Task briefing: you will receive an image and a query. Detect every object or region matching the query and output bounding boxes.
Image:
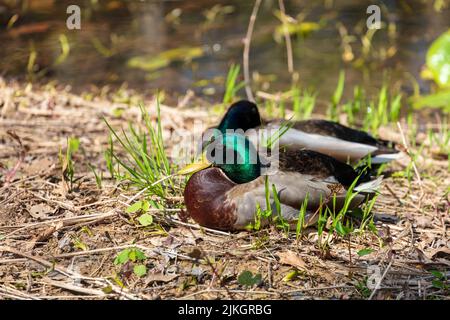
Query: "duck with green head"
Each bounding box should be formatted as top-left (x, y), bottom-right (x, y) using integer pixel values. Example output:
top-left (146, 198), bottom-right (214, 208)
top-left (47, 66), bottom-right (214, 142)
top-left (179, 133), bottom-right (381, 231)
top-left (208, 100), bottom-right (400, 164)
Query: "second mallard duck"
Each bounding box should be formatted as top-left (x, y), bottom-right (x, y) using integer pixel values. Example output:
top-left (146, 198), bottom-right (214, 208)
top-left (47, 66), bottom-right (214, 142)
top-left (207, 100), bottom-right (400, 164)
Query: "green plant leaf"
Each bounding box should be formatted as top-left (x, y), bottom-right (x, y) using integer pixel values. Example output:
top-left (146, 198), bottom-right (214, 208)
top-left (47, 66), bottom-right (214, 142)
top-left (133, 264), bottom-right (147, 277)
top-left (102, 285), bottom-right (113, 294)
top-left (332, 70), bottom-right (345, 106)
top-left (129, 248), bottom-right (147, 262)
top-left (237, 270), bottom-right (262, 287)
top-left (426, 29), bottom-right (450, 88)
top-left (149, 199), bottom-right (163, 209)
top-left (114, 248), bottom-right (147, 265)
top-left (72, 238), bottom-right (88, 251)
top-left (127, 47), bottom-right (203, 72)
top-left (126, 201), bottom-right (143, 213)
top-left (282, 270), bottom-right (299, 282)
top-left (137, 213), bottom-right (153, 226)
top-left (430, 270), bottom-right (444, 279)
top-left (274, 21), bottom-right (321, 40)
top-left (237, 271), bottom-right (254, 286)
top-left (411, 90), bottom-right (450, 111)
top-left (112, 274), bottom-right (125, 288)
top-left (432, 279), bottom-right (444, 289)
top-left (357, 248), bottom-right (374, 256)
top-left (114, 249), bottom-right (131, 265)
top-left (335, 221), bottom-right (351, 236)
top-left (68, 137), bottom-right (80, 153)
top-left (141, 201), bottom-right (150, 212)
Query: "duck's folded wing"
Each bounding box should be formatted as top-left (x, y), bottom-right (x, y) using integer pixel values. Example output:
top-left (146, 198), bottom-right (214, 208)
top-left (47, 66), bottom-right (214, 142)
top-left (228, 173), bottom-right (366, 229)
top-left (291, 120), bottom-right (393, 148)
top-left (276, 148), bottom-right (364, 187)
top-left (266, 120), bottom-right (399, 163)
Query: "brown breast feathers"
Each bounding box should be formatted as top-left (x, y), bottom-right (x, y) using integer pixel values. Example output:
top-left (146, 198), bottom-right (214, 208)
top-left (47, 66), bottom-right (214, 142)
top-left (184, 168), bottom-right (238, 230)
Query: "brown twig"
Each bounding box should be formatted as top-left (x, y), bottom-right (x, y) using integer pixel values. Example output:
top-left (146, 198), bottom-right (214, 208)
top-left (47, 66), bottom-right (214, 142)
top-left (368, 257), bottom-right (394, 300)
top-left (278, 0), bottom-right (294, 74)
top-left (243, 0), bottom-right (262, 102)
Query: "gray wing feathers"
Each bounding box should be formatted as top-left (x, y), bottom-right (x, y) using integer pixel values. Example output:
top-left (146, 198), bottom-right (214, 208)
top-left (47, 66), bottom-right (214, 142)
top-left (230, 172), bottom-right (366, 229)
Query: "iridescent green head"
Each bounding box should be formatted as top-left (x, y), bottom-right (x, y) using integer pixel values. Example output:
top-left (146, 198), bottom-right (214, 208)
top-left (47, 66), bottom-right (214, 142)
top-left (205, 133), bottom-right (261, 184)
top-left (217, 100), bottom-right (262, 133)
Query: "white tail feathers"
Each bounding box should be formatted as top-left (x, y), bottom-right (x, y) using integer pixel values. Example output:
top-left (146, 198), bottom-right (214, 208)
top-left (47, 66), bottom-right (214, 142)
top-left (371, 152), bottom-right (402, 164)
top-left (354, 176), bottom-right (383, 193)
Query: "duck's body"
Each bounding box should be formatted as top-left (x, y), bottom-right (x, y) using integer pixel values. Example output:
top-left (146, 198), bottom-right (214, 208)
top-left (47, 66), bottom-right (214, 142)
top-left (211, 100), bottom-right (400, 164)
top-left (183, 141), bottom-right (381, 231)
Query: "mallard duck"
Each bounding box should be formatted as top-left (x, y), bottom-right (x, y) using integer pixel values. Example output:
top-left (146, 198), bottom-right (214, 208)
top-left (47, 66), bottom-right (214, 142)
top-left (179, 133), bottom-right (382, 231)
top-left (206, 100), bottom-right (400, 164)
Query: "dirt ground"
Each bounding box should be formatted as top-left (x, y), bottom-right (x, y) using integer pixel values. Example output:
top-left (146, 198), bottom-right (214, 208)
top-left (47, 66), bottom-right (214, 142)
top-left (0, 78), bottom-right (449, 300)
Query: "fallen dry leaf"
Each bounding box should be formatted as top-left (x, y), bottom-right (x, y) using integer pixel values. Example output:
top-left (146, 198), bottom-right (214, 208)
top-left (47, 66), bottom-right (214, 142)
top-left (277, 250), bottom-right (307, 270)
top-left (145, 273), bottom-right (178, 284)
top-left (25, 221), bottom-right (63, 250)
top-left (24, 157), bottom-right (54, 175)
top-left (320, 271), bottom-right (337, 282)
top-left (28, 204), bottom-right (51, 219)
top-left (415, 216), bottom-right (433, 229)
top-left (187, 248), bottom-right (203, 260)
top-left (426, 247), bottom-right (450, 260)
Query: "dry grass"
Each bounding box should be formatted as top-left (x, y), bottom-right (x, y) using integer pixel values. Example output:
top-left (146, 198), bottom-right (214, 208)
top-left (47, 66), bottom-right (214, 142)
top-left (0, 78), bottom-right (448, 300)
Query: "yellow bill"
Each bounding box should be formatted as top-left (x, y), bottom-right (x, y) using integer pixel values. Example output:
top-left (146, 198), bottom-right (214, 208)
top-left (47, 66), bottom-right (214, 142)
top-left (176, 152), bottom-right (212, 175)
